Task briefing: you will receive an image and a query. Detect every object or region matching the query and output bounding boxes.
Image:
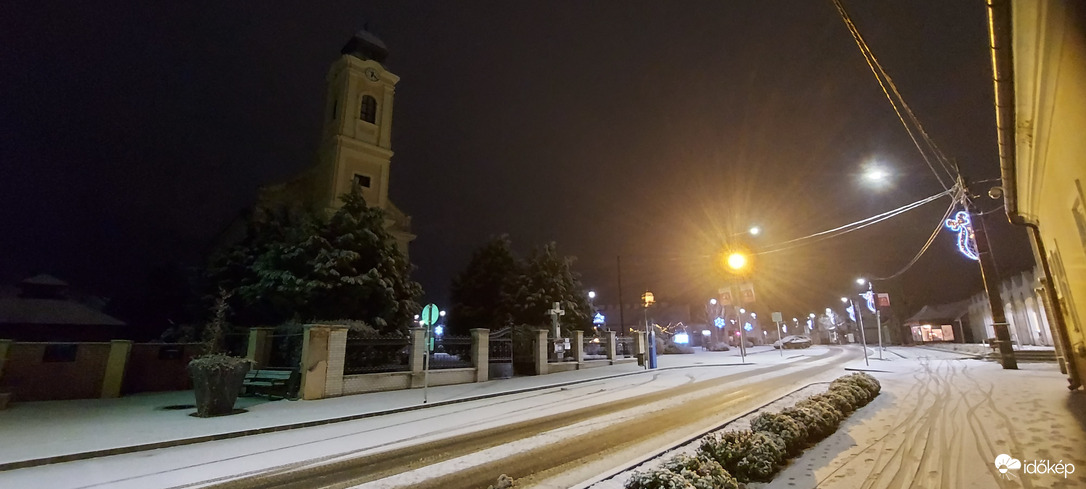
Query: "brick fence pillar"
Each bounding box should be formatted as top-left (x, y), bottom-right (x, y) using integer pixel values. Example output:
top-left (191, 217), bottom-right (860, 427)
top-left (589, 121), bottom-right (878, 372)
top-left (300, 324), bottom-right (347, 400)
top-left (100, 340), bottom-right (132, 398)
top-left (635, 331), bottom-right (647, 366)
top-left (534, 329), bottom-right (549, 375)
top-left (572, 330), bottom-right (584, 364)
top-left (246, 327), bottom-right (275, 369)
top-left (0, 339), bottom-right (11, 380)
top-left (471, 328), bottom-right (489, 383)
top-left (605, 331), bottom-right (617, 361)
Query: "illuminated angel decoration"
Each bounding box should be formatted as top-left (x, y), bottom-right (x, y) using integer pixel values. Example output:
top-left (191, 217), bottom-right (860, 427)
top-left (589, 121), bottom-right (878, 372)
top-left (944, 211), bottom-right (980, 261)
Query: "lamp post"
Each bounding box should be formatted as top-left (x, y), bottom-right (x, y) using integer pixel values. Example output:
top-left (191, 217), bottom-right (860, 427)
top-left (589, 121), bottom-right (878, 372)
top-left (642, 291), bottom-right (657, 369)
top-left (857, 278), bottom-right (884, 360)
top-left (842, 297), bottom-right (870, 366)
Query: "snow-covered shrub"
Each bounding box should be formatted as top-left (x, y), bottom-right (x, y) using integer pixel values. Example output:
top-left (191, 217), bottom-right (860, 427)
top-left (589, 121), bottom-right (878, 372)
top-left (624, 467), bottom-right (694, 489)
top-left (781, 404), bottom-right (835, 442)
top-left (697, 430), bottom-right (785, 483)
top-left (830, 381), bottom-right (871, 407)
top-left (796, 396), bottom-right (843, 427)
top-left (751, 412), bottom-right (808, 456)
top-left (833, 372), bottom-right (881, 397)
top-left (487, 474), bottom-right (515, 489)
top-left (656, 337), bottom-right (695, 355)
top-left (803, 391), bottom-right (851, 415)
top-left (659, 454), bottom-right (739, 489)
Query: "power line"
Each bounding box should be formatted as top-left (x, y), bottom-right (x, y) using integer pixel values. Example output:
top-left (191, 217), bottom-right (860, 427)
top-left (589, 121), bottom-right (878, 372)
top-left (872, 186), bottom-right (965, 280)
top-left (831, 0), bottom-right (959, 189)
top-left (758, 188), bottom-right (955, 255)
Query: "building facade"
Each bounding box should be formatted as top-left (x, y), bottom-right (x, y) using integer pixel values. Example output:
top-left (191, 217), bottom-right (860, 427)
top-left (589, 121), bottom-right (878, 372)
top-left (990, 0), bottom-right (1085, 387)
top-left (965, 266), bottom-right (1054, 347)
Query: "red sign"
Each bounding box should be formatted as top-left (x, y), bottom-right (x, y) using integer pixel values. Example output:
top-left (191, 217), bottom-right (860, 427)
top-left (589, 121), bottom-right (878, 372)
top-left (877, 293), bottom-right (891, 308)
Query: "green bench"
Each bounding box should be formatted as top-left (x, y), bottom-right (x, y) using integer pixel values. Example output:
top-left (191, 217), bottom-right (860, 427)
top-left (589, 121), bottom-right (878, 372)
top-left (241, 368), bottom-right (299, 400)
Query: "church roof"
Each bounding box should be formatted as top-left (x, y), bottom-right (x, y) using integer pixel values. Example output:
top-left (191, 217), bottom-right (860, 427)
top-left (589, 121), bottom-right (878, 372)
top-left (341, 29), bottom-right (388, 63)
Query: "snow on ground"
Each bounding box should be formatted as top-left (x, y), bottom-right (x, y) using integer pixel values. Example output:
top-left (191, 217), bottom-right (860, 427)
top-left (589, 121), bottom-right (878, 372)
top-left (0, 346), bottom-right (805, 488)
top-left (592, 346), bottom-right (1086, 489)
top-left (766, 347), bottom-right (1086, 489)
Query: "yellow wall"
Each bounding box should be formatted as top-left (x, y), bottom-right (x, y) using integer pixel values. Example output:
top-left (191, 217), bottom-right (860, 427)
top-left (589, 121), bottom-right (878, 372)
top-left (1014, 0), bottom-right (1086, 386)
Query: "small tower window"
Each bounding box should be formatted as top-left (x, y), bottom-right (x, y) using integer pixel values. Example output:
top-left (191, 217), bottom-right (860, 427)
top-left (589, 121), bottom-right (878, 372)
top-left (331, 99), bottom-right (338, 120)
top-left (360, 95), bottom-right (377, 123)
top-left (353, 174), bottom-right (372, 188)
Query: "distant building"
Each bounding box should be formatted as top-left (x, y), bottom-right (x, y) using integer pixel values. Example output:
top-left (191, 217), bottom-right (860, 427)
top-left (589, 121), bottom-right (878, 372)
top-left (905, 300), bottom-right (970, 344)
top-left (965, 266), bottom-right (1054, 347)
top-left (260, 28), bottom-right (415, 257)
top-left (0, 275), bottom-right (125, 342)
top-left (990, 0), bottom-right (1085, 386)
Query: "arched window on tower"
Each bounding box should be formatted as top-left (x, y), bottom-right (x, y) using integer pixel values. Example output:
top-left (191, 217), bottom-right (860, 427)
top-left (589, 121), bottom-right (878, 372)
top-left (360, 95), bottom-right (377, 123)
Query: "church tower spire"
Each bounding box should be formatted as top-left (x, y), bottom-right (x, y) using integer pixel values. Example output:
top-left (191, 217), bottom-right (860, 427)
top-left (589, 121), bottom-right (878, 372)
top-left (313, 28), bottom-right (414, 255)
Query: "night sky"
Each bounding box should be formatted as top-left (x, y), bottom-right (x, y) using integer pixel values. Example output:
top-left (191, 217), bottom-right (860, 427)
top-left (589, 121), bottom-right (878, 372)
top-left (0, 1), bottom-right (1033, 328)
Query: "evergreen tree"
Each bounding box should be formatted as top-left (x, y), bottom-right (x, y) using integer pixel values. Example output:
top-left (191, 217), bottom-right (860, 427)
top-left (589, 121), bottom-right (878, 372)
top-left (447, 238), bottom-right (591, 336)
top-left (206, 189), bottom-right (421, 334)
top-left (513, 242), bottom-right (593, 334)
top-left (447, 235), bottom-right (522, 336)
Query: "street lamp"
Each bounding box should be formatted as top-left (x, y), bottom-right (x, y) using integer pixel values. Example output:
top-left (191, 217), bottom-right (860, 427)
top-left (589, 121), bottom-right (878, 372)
top-left (588, 290), bottom-right (596, 300)
top-left (642, 291), bottom-right (656, 369)
top-left (842, 296), bottom-right (870, 366)
top-left (856, 277), bottom-right (884, 359)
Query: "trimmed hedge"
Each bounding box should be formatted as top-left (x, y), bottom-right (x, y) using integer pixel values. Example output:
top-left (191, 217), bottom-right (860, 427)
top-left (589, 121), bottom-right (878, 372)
top-left (697, 430), bottom-right (785, 483)
top-left (624, 372), bottom-right (881, 488)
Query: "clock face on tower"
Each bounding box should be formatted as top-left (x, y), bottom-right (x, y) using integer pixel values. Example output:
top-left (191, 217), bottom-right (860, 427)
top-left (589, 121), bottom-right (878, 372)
top-left (364, 68), bottom-right (380, 82)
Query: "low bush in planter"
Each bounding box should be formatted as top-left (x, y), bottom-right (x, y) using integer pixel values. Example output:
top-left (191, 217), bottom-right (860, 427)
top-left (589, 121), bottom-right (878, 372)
top-left (659, 454), bottom-right (738, 489)
top-left (697, 430), bottom-right (785, 483)
top-left (829, 382), bottom-right (871, 408)
top-left (832, 372), bottom-right (881, 398)
top-left (805, 391), bottom-right (855, 415)
top-left (751, 411), bottom-right (809, 456)
top-left (781, 405), bottom-right (836, 442)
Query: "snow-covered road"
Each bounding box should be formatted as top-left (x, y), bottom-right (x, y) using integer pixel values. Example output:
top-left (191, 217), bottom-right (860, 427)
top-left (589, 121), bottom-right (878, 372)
top-left (0, 346), bottom-right (859, 489)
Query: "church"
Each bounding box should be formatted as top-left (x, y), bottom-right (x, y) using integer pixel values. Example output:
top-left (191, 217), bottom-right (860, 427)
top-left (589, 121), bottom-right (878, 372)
top-left (260, 28), bottom-right (415, 257)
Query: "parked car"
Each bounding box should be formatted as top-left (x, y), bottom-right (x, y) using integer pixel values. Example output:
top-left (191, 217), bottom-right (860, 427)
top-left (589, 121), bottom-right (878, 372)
top-left (773, 335), bottom-right (812, 349)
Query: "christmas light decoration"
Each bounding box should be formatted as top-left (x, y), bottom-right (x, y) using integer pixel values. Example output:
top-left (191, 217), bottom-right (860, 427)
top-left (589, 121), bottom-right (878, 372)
top-left (944, 211), bottom-right (980, 261)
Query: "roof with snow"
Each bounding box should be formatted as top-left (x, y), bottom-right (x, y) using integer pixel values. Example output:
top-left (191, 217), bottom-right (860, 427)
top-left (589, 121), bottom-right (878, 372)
top-left (0, 297), bottom-right (125, 326)
top-left (21, 274), bottom-right (68, 287)
top-left (340, 28), bottom-right (389, 63)
top-left (905, 300), bottom-right (970, 324)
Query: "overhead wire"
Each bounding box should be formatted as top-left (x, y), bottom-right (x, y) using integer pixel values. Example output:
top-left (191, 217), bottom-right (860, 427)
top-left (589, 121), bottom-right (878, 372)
top-left (872, 185), bottom-right (965, 280)
top-left (831, 0), bottom-right (959, 189)
top-left (757, 187), bottom-right (956, 255)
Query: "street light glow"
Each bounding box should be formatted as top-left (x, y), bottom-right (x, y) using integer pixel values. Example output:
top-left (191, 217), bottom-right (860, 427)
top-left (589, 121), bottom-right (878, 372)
top-left (856, 278), bottom-right (866, 285)
top-left (709, 298), bottom-right (717, 305)
top-left (749, 226), bottom-right (760, 235)
top-left (726, 252), bottom-right (748, 271)
top-left (841, 297), bottom-right (848, 303)
top-left (588, 290), bottom-right (596, 299)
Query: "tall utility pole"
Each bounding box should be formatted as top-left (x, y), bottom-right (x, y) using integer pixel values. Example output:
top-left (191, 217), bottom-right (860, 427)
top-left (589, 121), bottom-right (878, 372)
top-left (960, 175), bottom-right (1018, 369)
top-left (616, 256), bottom-right (625, 333)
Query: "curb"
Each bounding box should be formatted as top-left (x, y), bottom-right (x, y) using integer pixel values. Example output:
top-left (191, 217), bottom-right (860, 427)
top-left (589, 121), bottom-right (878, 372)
top-left (0, 361), bottom-right (759, 472)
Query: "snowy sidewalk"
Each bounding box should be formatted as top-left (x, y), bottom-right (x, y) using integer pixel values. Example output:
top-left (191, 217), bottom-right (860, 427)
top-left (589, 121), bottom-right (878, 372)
top-left (0, 346), bottom-right (778, 470)
top-left (764, 347), bottom-right (1086, 489)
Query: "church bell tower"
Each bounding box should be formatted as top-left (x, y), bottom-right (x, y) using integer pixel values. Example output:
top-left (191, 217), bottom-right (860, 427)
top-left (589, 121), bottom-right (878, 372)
top-left (314, 29), bottom-right (414, 255)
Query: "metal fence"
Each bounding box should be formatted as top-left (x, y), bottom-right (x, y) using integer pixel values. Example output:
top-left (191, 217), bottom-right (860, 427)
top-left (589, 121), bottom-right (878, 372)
top-left (430, 335), bottom-right (473, 369)
top-left (489, 327), bottom-right (513, 364)
top-left (583, 337), bottom-right (607, 359)
top-left (344, 336), bottom-right (412, 374)
top-left (615, 336), bottom-right (634, 358)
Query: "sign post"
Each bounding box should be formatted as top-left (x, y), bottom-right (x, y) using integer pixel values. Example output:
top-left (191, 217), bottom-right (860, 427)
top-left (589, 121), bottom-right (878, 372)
top-left (771, 311), bottom-right (783, 357)
top-left (420, 303), bottom-right (440, 403)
